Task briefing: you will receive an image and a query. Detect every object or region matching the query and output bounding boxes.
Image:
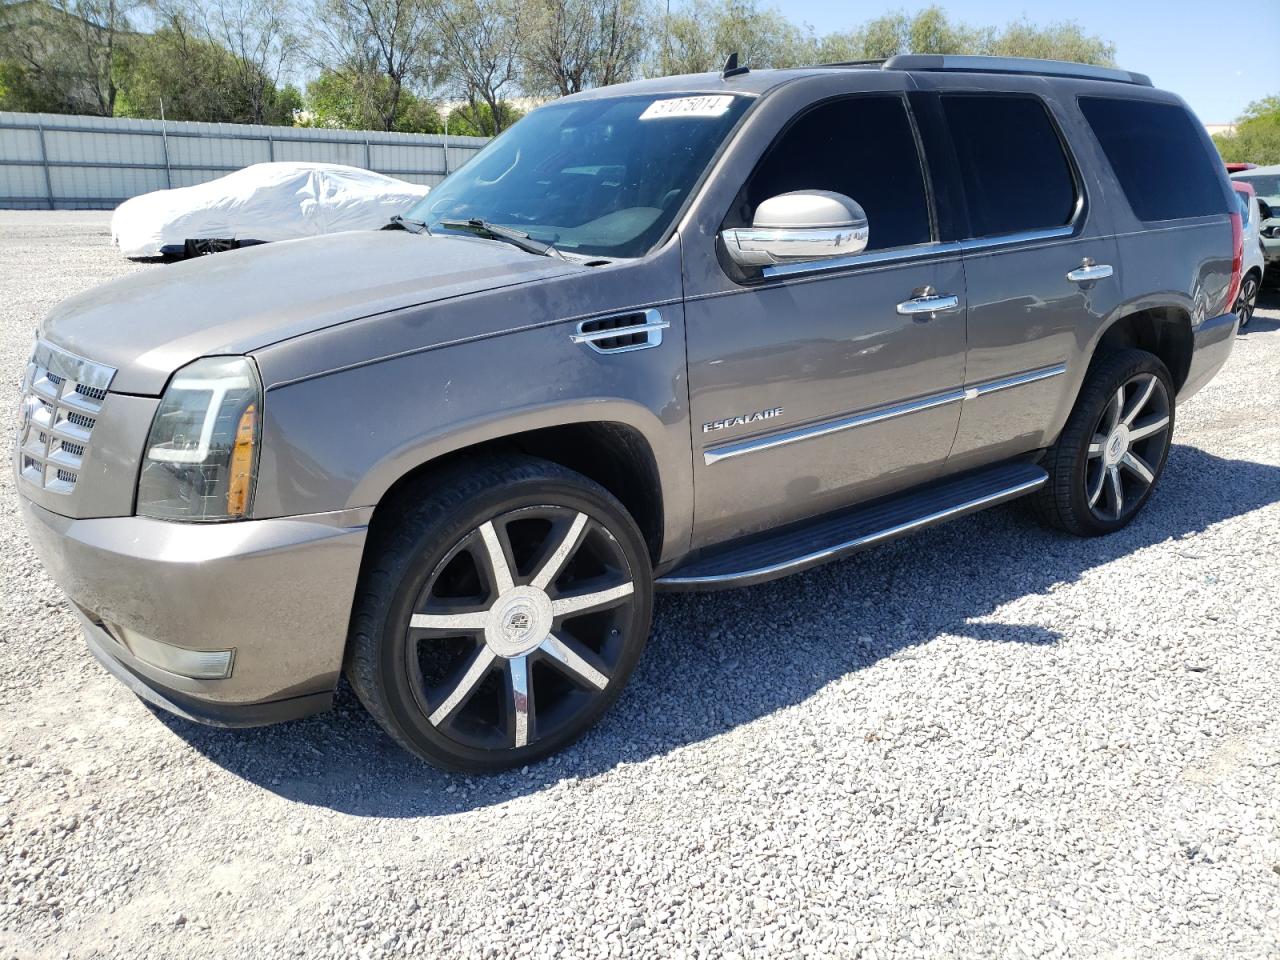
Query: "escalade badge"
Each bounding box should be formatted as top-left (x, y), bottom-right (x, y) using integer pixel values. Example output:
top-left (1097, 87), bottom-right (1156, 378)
top-left (702, 407), bottom-right (783, 433)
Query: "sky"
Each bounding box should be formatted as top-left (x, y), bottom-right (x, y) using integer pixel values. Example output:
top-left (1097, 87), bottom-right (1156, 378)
top-left (780, 0), bottom-right (1280, 122)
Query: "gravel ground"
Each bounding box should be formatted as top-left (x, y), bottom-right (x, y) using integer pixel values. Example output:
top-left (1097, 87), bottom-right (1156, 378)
top-left (1, 211), bottom-right (1278, 960)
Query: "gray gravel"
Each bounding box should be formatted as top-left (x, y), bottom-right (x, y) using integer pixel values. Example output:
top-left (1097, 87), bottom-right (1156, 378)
top-left (2, 212), bottom-right (1279, 960)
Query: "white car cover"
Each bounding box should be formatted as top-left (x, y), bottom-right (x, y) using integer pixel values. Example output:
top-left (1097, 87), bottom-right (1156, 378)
top-left (110, 162), bottom-right (431, 257)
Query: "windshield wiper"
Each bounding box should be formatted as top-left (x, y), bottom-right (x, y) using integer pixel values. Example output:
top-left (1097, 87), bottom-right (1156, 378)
top-left (386, 215), bottom-right (431, 235)
top-left (439, 218), bottom-right (564, 259)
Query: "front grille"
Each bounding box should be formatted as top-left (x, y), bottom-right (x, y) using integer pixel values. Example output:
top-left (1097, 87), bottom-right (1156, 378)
top-left (15, 339), bottom-right (117, 494)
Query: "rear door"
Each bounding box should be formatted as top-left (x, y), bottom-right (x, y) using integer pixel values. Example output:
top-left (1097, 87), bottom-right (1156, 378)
top-left (918, 85), bottom-right (1124, 472)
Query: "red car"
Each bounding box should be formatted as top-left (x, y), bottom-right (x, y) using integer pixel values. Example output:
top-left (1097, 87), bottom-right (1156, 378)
top-left (1225, 162), bottom-right (1258, 173)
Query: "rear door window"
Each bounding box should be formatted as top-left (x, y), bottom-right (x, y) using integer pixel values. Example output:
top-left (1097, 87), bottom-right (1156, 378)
top-left (1079, 97), bottom-right (1227, 222)
top-left (940, 94), bottom-right (1078, 238)
top-left (734, 95), bottom-right (932, 251)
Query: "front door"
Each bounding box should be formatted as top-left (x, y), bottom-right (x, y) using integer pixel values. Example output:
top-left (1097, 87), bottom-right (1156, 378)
top-left (683, 93), bottom-right (968, 549)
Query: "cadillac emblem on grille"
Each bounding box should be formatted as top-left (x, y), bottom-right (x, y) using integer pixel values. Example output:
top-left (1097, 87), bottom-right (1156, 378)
top-left (15, 339), bottom-right (117, 494)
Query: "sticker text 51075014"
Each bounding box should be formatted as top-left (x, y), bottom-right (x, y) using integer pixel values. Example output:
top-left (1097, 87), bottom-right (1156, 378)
top-left (639, 96), bottom-right (736, 121)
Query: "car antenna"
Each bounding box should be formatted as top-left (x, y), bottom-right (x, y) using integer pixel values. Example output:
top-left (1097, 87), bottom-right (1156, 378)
top-left (722, 52), bottom-right (749, 79)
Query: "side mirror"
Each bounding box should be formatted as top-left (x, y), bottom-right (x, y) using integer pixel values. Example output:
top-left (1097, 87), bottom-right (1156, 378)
top-left (721, 190), bottom-right (869, 268)
top-left (1258, 199), bottom-right (1273, 221)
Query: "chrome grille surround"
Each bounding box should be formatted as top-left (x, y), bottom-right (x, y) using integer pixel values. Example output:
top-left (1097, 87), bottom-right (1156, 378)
top-left (15, 339), bottom-right (117, 494)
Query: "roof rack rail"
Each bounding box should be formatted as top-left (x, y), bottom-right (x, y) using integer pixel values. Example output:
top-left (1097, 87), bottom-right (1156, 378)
top-left (817, 59), bottom-right (887, 69)
top-left (881, 54), bottom-right (1152, 87)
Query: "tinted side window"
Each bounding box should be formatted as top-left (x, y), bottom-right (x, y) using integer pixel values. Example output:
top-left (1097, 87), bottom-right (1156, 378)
top-left (1079, 97), bottom-right (1226, 222)
top-left (941, 95), bottom-right (1077, 238)
top-left (738, 96), bottom-right (932, 251)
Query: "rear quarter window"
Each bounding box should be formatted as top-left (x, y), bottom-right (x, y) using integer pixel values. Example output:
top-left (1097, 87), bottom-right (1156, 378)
top-left (1078, 97), bottom-right (1227, 222)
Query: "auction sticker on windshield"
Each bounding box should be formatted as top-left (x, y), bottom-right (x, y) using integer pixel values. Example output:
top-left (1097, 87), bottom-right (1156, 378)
top-left (640, 96), bottom-right (736, 120)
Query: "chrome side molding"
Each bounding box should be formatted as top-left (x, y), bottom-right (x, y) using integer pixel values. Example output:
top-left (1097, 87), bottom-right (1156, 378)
top-left (703, 363), bottom-right (1067, 465)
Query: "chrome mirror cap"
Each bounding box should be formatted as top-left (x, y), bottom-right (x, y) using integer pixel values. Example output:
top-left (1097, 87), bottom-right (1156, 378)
top-left (721, 190), bottom-right (869, 267)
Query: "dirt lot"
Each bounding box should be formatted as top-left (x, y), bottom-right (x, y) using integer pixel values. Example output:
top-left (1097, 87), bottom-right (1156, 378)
top-left (1, 212), bottom-right (1278, 959)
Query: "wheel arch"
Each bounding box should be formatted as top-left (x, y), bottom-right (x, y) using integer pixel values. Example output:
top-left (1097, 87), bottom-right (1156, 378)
top-left (359, 411), bottom-right (671, 567)
top-left (1087, 303), bottom-right (1195, 393)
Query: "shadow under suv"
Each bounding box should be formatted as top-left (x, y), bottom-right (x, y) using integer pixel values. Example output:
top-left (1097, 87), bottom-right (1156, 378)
top-left (15, 55), bottom-right (1242, 771)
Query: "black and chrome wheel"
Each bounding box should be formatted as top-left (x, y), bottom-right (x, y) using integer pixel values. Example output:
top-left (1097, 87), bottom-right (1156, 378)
top-left (347, 457), bottom-right (652, 772)
top-left (1034, 349), bottom-right (1174, 536)
top-left (1235, 273), bottom-right (1259, 329)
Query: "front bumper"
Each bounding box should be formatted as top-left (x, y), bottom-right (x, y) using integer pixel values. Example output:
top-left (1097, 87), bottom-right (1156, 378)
top-left (1179, 311), bottom-right (1238, 403)
top-left (20, 498), bottom-right (370, 726)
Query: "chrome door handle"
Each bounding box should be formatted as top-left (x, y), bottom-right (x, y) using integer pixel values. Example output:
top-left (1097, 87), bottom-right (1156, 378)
top-left (1067, 260), bottom-right (1114, 283)
top-left (896, 293), bottom-right (960, 317)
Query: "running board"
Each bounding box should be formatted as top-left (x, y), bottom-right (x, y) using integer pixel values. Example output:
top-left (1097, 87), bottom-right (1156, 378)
top-left (656, 462), bottom-right (1047, 591)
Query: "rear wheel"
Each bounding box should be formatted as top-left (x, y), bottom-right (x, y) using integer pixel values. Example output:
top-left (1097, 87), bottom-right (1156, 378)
top-left (1034, 349), bottom-right (1174, 536)
top-left (346, 457), bottom-right (652, 772)
top-left (1235, 272), bottom-right (1259, 329)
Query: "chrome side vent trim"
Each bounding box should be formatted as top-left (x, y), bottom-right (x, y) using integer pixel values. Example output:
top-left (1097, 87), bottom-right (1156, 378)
top-left (15, 339), bottom-right (116, 494)
top-left (572, 308), bottom-right (669, 355)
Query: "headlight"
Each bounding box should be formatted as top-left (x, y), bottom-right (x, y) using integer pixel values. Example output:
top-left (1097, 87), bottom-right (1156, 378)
top-left (137, 356), bottom-right (262, 521)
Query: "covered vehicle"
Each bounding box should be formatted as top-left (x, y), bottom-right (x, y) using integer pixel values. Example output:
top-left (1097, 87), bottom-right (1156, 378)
top-left (110, 162), bottom-right (430, 258)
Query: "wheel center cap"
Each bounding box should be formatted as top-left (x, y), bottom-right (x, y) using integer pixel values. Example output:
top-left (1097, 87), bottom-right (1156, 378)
top-left (1105, 425), bottom-right (1130, 465)
top-left (485, 586), bottom-right (553, 658)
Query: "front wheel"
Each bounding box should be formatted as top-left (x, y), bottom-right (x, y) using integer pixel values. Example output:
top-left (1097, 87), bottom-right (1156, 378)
top-left (1034, 349), bottom-right (1175, 536)
top-left (346, 457), bottom-right (653, 772)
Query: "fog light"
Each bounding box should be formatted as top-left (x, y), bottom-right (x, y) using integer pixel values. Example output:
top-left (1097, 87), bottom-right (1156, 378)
top-left (110, 624), bottom-right (235, 680)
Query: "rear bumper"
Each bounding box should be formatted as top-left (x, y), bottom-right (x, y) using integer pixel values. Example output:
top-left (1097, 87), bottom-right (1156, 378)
top-left (1179, 311), bottom-right (1238, 403)
top-left (20, 498), bottom-right (369, 726)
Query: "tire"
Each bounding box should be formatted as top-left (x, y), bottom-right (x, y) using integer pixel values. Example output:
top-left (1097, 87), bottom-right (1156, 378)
top-left (1033, 349), bottom-right (1175, 537)
top-left (1235, 272), bottom-right (1259, 329)
top-left (346, 455), bottom-right (653, 772)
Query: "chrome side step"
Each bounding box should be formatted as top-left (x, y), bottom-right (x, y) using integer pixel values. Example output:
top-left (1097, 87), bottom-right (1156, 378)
top-left (656, 462), bottom-right (1047, 591)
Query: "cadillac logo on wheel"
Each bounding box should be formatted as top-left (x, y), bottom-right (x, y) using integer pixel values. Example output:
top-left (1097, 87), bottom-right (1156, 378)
top-left (503, 609), bottom-right (532, 642)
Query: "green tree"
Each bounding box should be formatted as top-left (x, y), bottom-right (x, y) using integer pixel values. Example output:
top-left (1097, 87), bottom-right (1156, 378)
top-left (520, 0), bottom-right (647, 96)
top-left (301, 68), bottom-right (443, 131)
top-left (653, 0), bottom-right (814, 74)
top-left (658, 3), bottom-right (1115, 73)
top-left (153, 0), bottom-right (302, 125)
top-left (0, 0), bottom-right (141, 115)
top-left (114, 23), bottom-right (299, 123)
top-left (312, 0), bottom-right (441, 133)
top-left (1213, 96), bottom-right (1280, 166)
top-left (982, 18), bottom-right (1115, 65)
top-left (437, 0), bottom-right (522, 136)
top-left (443, 99), bottom-right (522, 136)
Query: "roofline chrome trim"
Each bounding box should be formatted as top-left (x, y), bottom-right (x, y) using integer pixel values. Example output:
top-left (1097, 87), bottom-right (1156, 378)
top-left (882, 54), bottom-right (1152, 88)
top-left (657, 474), bottom-right (1048, 588)
top-left (703, 362), bottom-right (1066, 466)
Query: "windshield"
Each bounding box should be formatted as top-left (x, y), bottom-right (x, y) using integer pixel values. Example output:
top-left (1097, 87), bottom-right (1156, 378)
top-left (408, 94), bottom-right (753, 259)
top-left (1235, 174), bottom-right (1280, 199)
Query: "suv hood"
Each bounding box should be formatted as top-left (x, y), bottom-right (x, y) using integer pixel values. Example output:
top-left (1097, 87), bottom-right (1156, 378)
top-left (41, 230), bottom-right (586, 395)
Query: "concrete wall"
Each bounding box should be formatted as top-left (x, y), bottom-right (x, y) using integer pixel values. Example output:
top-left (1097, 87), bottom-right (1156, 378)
top-left (0, 112), bottom-right (489, 209)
